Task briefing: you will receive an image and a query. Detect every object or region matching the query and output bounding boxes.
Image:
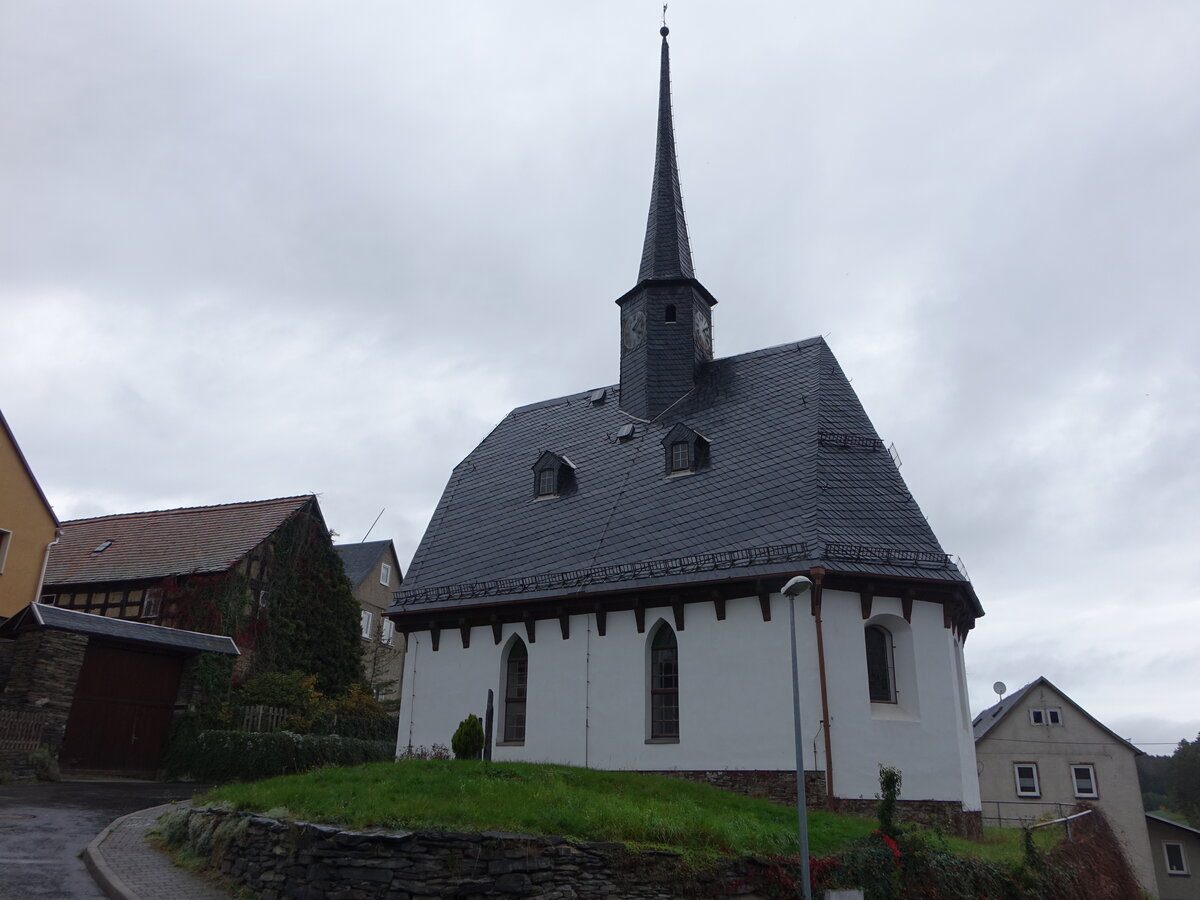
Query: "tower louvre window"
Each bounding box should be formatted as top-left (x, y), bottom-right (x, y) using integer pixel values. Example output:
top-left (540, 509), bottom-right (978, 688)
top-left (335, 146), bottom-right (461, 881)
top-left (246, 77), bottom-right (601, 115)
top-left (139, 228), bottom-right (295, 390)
top-left (664, 303), bottom-right (676, 323)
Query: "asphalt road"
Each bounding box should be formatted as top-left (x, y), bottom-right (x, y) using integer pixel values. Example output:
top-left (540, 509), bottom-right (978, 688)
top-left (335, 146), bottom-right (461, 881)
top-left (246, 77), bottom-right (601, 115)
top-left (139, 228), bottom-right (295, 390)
top-left (0, 780), bottom-right (208, 899)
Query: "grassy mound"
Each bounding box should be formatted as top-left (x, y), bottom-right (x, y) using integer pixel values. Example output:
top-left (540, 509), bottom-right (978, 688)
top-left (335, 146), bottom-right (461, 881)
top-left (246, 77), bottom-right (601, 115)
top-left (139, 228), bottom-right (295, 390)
top-left (201, 759), bottom-right (877, 858)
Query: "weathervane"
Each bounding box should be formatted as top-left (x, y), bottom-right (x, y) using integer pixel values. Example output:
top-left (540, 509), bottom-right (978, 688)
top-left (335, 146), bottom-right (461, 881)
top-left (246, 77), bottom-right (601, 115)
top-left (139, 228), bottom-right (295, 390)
top-left (662, 4), bottom-right (668, 27)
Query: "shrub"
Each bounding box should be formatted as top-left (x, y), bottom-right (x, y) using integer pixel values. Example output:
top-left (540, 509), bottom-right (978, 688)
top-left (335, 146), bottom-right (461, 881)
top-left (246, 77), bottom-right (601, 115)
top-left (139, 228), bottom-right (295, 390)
top-left (876, 765), bottom-right (902, 837)
top-left (451, 714), bottom-right (485, 760)
top-left (162, 729), bottom-right (392, 782)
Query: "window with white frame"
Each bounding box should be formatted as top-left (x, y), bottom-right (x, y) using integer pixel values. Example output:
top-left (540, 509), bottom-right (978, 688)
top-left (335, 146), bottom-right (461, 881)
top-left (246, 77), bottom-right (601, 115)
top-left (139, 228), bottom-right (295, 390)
top-left (0, 528), bottom-right (11, 573)
top-left (380, 563), bottom-right (392, 586)
top-left (1071, 764), bottom-right (1098, 798)
top-left (1164, 841), bottom-right (1189, 875)
top-left (381, 618), bottom-right (396, 646)
top-left (360, 609), bottom-right (373, 640)
top-left (1030, 708), bottom-right (1045, 725)
top-left (140, 588), bottom-right (163, 619)
top-left (1047, 707), bottom-right (1062, 725)
top-left (1014, 763), bottom-right (1041, 798)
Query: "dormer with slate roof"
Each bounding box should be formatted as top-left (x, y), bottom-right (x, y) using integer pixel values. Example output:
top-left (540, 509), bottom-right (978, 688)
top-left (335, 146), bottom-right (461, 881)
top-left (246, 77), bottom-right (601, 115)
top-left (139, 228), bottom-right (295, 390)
top-left (617, 26), bottom-right (717, 421)
top-left (661, 422), bottom-right (709, 475)
top-left (532, 451), bottom-right (576, 499)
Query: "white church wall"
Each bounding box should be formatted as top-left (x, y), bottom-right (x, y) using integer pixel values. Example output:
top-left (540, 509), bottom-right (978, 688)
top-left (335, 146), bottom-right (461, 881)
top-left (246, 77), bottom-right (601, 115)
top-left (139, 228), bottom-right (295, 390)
top-left (818, 590), bottom-right (980, 806)
top-left (395, 588), bottom-right (977, 809)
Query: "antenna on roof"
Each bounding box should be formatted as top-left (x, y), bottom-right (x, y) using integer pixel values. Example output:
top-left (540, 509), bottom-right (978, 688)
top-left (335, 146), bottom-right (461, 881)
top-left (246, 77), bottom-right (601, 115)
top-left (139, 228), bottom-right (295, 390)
top-left (361, 508), bottom-right (385, 543)
top-left (993, 681), bottom-right (1007, 700)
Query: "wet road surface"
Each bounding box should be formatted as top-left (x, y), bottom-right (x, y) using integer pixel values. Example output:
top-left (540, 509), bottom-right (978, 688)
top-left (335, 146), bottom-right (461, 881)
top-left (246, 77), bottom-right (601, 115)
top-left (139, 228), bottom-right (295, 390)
top-left (0, 779), bottom-right (207, 899)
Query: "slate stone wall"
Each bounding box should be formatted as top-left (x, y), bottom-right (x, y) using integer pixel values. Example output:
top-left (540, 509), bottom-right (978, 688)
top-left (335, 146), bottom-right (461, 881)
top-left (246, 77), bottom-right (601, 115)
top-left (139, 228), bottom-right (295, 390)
top-left (641, 770), bottom-right (980, 838)
top-left (639, 769), bottom-right (827, 809)
top-left (177, 807), bottom-right (804, 900)
top-left (832, 798), bottom-right (984, 839)
top-left (0, 630), bottom-right (87, 779)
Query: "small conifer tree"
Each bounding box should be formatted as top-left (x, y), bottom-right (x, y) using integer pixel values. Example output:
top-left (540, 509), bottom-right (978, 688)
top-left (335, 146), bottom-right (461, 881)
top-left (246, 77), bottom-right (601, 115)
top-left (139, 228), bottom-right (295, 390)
top-left (451, 714), bottom-right (485, 760)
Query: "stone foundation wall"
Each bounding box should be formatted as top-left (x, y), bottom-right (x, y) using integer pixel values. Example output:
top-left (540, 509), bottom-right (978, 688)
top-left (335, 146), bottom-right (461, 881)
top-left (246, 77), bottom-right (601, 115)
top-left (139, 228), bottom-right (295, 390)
top-left (174, 807), bottom-right (807, 900)
top-left (640, 769), bottom-right (827, 808)
top-left (638, 769), bottom-right (979, 838)
top-left (832, 798), bottom-right (983, 839)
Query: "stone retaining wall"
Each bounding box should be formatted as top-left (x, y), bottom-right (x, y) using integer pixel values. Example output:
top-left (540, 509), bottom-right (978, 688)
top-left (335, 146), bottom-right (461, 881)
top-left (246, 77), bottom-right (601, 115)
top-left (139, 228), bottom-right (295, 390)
top-left (173, 807), bottom-right (805, 899)
top-left (642, 770), bottom-right (980, 838)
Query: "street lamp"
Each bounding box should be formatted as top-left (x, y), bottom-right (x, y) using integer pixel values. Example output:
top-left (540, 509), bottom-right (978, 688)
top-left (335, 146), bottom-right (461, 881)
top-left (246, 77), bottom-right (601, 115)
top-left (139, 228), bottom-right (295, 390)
top-left (782, 575), bottom-right (814, 900)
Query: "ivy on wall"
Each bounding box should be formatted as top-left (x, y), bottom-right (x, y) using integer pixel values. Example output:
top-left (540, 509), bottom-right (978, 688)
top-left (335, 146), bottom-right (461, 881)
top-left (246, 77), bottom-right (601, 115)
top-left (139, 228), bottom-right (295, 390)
top-left (174, 500), bottom-right (362, 697)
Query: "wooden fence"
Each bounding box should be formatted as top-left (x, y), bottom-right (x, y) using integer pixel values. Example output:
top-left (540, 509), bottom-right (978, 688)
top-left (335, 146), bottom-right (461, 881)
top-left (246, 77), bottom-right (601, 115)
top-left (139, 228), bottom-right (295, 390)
top-left (236, 705), bottom-right (288, 733)
top-left (0, 707), bottom-right (49, 752)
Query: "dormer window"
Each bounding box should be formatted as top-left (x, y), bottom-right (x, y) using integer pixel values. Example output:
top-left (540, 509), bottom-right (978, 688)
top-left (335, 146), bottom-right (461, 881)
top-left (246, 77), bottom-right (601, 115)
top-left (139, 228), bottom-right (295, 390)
top-left (661, 423), bottom-right (709, 476)
top-left (532, 451), bottom-right (576, 499)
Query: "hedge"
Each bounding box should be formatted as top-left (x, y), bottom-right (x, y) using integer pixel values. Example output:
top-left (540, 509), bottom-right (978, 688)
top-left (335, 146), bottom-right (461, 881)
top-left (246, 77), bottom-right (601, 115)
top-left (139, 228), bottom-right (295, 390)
top-left (163, 729), bottom-right (392, 783)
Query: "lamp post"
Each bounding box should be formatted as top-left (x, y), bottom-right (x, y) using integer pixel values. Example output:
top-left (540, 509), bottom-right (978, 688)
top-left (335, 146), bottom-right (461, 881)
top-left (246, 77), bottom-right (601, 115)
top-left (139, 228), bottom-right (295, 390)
top-left (782, 575), bottom-right (814, 900)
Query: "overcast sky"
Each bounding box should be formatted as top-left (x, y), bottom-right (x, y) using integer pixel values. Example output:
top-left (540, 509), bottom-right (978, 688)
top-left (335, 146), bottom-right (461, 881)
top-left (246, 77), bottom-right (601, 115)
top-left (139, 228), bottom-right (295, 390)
top-left (2, 1), bottom-right (1196, 754)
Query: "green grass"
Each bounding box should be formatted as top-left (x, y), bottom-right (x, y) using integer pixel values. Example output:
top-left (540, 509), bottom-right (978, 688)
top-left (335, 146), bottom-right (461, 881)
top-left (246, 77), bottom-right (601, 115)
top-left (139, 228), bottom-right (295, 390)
top-left (200, 759), bottom-right (876, 859)
top-left (939, 824), bottom-right (1059, 864)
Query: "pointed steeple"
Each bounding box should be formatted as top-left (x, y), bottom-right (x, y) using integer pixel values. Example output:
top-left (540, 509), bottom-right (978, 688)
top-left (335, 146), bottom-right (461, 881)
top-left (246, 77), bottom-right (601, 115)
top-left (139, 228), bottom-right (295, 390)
top-left (617, 24), bottom-right (715, 421)
top-left (638, 26), bottom-right (695, 283)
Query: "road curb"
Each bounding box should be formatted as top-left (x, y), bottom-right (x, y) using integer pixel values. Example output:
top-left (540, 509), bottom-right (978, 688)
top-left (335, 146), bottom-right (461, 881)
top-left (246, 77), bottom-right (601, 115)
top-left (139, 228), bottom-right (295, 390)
top-left (83, 802), bottom-right (181, 900)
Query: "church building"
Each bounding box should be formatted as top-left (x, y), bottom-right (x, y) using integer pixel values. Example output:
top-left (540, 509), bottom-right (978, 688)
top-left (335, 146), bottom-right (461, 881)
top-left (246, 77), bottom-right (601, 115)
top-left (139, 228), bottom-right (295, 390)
top-left (388, 26), bottom-right (984, 833)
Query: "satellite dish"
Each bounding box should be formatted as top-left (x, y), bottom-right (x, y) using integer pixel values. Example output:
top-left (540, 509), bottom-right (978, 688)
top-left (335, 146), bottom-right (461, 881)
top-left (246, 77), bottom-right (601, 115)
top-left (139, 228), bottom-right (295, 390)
top-left (993, 681), bottom-right (1007, 698)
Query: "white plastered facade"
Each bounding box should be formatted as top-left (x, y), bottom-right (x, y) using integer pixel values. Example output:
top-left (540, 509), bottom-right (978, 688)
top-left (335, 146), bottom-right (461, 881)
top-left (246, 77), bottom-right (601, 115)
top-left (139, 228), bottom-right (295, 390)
top-left (396, 587), bottom-right (980, 809)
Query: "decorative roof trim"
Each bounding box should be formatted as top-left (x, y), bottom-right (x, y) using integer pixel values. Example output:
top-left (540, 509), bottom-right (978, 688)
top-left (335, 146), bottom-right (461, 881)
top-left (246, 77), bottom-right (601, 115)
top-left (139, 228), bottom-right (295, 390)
top-left (395, 540), bottom-right (966, 609)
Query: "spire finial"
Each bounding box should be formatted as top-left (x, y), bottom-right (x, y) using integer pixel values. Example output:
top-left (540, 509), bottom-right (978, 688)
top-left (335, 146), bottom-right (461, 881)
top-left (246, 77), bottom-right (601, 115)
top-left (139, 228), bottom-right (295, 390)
top-left (638, 11), bottom-right (694, 283)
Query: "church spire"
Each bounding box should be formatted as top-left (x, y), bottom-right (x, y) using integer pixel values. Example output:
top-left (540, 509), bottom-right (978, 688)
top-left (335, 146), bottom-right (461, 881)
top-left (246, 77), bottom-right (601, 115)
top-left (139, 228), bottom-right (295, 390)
top-left (637, 25), bottom-right (695, 283)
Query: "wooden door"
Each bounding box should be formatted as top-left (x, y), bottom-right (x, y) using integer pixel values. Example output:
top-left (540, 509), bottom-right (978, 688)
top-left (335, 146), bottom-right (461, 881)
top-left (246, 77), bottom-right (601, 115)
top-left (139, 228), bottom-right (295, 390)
top-left (60, 642), bottom-right (183, 776)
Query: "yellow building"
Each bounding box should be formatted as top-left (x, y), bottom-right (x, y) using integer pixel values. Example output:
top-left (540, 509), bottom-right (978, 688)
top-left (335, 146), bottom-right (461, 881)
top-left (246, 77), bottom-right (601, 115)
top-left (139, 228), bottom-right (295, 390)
top-left (0, 410), bottom-right (59, 617)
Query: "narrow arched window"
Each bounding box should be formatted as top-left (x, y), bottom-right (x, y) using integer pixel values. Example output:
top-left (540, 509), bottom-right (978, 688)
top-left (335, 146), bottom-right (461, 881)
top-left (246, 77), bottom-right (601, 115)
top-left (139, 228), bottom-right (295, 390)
top-left (664, 303), bottom-right (677, 323)
top-left (865, 625), bottom-right (896, 703)
top-left (650, 625), bottom-right (679, 739)
top-left (503, 640), bottom-right (528, 743)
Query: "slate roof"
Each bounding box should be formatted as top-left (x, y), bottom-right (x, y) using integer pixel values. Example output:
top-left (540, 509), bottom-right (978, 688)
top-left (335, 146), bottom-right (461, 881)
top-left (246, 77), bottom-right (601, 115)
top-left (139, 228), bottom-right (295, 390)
top-left (0, 602), bottom-right (240, 656)
top-left (394, 337), bottom-right (981, 615)
top-left (972, 676), bottom-right (1140, 754)
top-left (334, 540), bottom-right (397, 588)
top-left (44, 495), bottom-right (313, 586)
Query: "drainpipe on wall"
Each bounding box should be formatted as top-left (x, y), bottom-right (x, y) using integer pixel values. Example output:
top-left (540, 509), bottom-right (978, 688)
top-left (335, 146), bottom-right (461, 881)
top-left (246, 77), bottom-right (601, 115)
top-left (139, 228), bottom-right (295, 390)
top-left (32, 527), bottom-right (62, 605)
top-left (809, 566), bottom-right (835, 804)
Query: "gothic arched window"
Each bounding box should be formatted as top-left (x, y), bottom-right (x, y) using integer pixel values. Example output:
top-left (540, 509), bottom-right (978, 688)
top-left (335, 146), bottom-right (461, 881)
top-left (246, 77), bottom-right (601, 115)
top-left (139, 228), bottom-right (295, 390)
top-left (502, 638), bottom-right (528, 743)
top-left (865, 624), bottom-right (896, 703)
top-left (649, 624), bottom-right (679, 739)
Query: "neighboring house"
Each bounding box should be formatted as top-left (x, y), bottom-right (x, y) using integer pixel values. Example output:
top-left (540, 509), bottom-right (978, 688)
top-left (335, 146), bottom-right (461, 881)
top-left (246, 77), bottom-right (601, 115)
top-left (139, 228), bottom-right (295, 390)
top-left (0, 602), bottom-right (237, 778)
top-left (973, 676), bottom-right (1157, 894)
top-left (334, 540), bottom-right (406, 703)
top-left (40, 494), bottom-right (358, 687)
top-left (0, 410), bottom-right (60, 617)
top-left (1147, 814), bottom-right (1200, 900)
top-left (388, 27), bottom-right (984, 835)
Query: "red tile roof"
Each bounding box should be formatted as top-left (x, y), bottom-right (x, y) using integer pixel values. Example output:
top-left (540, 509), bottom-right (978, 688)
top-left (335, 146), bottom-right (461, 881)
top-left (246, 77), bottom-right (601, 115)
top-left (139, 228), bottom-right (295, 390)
top-left (44, 495), bottom-right (315, 586)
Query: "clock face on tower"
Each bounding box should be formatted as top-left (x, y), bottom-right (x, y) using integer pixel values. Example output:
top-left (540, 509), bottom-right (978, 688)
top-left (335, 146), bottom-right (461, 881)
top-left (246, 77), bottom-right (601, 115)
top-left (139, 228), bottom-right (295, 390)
top-left (622, 309), bottom-right (647, 350)
top-left (693, 309), bottom-right (712, 354)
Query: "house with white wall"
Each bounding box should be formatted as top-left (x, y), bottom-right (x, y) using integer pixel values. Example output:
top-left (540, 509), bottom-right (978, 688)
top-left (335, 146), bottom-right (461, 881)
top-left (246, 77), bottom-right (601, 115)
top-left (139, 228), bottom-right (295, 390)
top-left (974, 676), bottom-right (1157, 894)
top-left (388, 25), bottom-right (984, 835)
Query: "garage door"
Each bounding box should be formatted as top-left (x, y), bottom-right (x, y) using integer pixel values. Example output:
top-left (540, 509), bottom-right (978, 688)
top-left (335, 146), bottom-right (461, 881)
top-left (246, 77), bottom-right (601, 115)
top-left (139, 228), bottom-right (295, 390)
top-left (59, 642), bottom-right (183, 777)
